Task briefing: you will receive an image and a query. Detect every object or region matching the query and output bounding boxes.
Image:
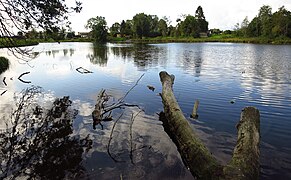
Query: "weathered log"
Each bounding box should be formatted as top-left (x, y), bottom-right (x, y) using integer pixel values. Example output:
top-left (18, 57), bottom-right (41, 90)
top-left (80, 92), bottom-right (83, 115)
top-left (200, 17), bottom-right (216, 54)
top-left (159, 71), bottom-right (260, 180)
top-left (223, 107), bottom-right (260, 180)
top-left (159, 71), bottom-right (223, 179)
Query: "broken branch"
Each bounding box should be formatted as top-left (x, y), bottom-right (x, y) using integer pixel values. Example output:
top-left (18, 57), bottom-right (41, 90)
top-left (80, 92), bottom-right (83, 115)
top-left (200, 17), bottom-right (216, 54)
top-left (18, 72), bottom-right (31, 84)
top-left (3, 77), bottom-right (7, 86)
top-left (107, 112), bottom-right (125, 163)
top-left (76, 67), bottom-right (93, 74)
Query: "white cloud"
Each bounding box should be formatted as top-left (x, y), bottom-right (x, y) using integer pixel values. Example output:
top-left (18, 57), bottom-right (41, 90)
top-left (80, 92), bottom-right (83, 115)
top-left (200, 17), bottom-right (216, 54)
top-left (68, 0), bottom-right (291, 32)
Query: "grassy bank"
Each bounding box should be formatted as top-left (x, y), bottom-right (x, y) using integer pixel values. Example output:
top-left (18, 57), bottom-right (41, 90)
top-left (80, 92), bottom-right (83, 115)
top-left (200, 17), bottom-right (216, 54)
top-left (128, 35), bottom-right (291, 44)
top-left (0, 57), bottom-right (9, 74)
top-left (0, 38), bottom-right (39, 48)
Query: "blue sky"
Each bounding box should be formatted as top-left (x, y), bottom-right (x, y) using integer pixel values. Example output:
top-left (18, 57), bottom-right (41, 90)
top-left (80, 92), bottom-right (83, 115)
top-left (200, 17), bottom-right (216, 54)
top-left (68, 0), bottom-right (291, 32)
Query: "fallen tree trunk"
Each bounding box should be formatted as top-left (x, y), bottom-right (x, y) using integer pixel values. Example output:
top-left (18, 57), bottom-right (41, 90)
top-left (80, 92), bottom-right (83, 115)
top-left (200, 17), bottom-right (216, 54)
top-left (159, 71), bottom-right (260, 180)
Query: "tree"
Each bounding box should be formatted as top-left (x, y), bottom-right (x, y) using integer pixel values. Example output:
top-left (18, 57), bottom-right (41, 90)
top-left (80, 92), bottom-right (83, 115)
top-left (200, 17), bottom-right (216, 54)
top-left (181, 15), bottom-right (199, 37)
top-left (148, 15), bottom-right (159, 37)
top-left (258, 5), bottom-right (273, 37)
top-left (272, 6), bottom-right (291, 37)
top-left (247, 16), bottom-right (261, 37)
top-left (25, 28), bottom-right (39, 39)
top-left (195, 6), bottom-right (208, 33)
top-left (85, 16), bottom-right (108, 43)
top-left (158, 19), bottom-right (168, 37)
top-left (110, 22), bottom-right (121, 37)
top-left (0, 0), bottom-right (82, 54)
top-left (240, 16), bottom-right (250, 37)
top-left (66, 31), bottom-right (75, 39)
top-left (132, 13), bottom-right (150, 38)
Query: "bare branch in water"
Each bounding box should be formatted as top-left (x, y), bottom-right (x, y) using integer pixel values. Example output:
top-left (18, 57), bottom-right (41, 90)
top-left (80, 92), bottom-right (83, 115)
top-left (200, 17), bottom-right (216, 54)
top-left (18, 72), bottom-right (31, 84)
top-left (129, 110), bottom-right (143, 164)
top-left (92, 74), bottom-right (145, 129)
top-left (118, 73), bottom-right (145, 103)
top-left (76, 67), bottom-right (93, 74)
top-left (3, 77), bottom-right (7, 86)
top-left (107, 113), bottom-right (125, 163)
top-left (1, 90), bottom-right (7, 96)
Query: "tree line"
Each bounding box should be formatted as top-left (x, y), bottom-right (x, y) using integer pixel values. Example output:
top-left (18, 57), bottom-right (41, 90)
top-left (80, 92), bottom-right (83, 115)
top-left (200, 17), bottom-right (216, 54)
top-left (3, 3), bottom-right (291, 45)
top-left (234, 5), bottom-right (291, 38)
top-left (86, 6), bottom-right (209, 43)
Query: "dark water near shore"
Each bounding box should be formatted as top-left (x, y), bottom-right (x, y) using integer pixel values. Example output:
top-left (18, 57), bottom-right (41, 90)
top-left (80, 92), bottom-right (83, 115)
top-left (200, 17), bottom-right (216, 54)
top-left (0, 42), bottom-right (291, 179)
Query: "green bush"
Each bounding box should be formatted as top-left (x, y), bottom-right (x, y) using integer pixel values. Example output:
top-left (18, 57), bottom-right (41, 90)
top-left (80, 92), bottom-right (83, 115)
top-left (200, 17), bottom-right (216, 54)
top-left (0, 56), bottom-right (9, 74)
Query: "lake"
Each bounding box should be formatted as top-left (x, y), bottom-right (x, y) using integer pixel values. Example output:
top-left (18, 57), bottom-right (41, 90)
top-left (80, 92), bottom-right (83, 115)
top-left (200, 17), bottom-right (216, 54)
top-left (0, 42), bottom-right (291, 179)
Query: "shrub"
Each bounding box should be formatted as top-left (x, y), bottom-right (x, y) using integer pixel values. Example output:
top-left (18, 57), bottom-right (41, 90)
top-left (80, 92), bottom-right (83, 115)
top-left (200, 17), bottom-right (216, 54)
top-left (0, 56), bottom-right (9, 74)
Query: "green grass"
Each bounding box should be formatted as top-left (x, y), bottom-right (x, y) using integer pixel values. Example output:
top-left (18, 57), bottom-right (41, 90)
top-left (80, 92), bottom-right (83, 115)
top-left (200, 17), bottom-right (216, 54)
top-left (0, 56), bottom-right (9, 74)
top-left (107, 36), bottom-right (127, 42)
top-left (0, 38), bottom-right (39, 48)
top-left (128, 35), bottom-right (291, 44)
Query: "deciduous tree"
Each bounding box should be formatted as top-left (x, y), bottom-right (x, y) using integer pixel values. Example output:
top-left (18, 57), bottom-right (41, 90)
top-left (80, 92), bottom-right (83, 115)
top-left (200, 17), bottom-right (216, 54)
top-left (0, 0), bottom-right (82, 55)
top-left (132, 13), bottom-right (150, 38)
top-left (85, 16), bottom-right (108, 43)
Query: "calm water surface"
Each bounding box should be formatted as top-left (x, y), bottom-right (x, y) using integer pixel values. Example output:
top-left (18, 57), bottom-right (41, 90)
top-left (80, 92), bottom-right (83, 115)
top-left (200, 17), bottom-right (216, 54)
top-left (0, 42), bottom-right (290, 179)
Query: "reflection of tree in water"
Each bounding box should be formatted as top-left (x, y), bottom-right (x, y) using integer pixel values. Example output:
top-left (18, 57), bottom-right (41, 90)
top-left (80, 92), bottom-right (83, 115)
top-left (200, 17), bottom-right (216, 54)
top-left (62, 48), bottom-right (75, 57)
top-left (0, 86), bottom-right (191, 179)
top-left (87, 44), bottom-right (108, 66)
top-left (45, 50), bottom-right (60, 58)
top-left (110, 44), bottom-right (163, 70)
top-left (43, 48), bottom-right (75, 57)
top-left (0, 86), bottom-right (92, 179)
top-left (177, 45), bottom-right (204, 77)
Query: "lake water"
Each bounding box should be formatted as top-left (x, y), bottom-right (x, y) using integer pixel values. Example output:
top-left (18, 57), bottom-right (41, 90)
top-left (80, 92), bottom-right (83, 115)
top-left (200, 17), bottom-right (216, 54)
top-left (0, 42), bottom-right (290, 179)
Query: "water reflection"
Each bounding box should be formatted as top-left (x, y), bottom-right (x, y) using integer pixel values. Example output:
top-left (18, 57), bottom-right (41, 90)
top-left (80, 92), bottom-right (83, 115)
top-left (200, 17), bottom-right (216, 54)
top-left (63, 48), bottom-right (75, 57)
top-left (110, 44), bottom-right (163, 70)
top-left (87, 44), bottom-right (108, 66)
top-left (1, 42), bottom-right (291, 179)
top-left (44, 48), bottom-right (75, 58)
top-left (0, 86), bottom-right (92, 179)
top-left (178, 44), bottom-right (204, 77)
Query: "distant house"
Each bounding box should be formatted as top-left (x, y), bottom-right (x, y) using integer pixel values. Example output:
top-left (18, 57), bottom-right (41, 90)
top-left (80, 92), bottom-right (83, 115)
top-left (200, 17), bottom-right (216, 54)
top-left (209, 29), bottom-right (222, 35)
top-left (199, 32), bottom-right (209, 38)
top-left (78, 32), bottom-right (90, 38)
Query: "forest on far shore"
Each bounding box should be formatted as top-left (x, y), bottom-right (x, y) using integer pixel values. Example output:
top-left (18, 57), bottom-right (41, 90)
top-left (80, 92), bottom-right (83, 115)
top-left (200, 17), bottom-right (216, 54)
top-left (2, 5), bottom-right (291, 44)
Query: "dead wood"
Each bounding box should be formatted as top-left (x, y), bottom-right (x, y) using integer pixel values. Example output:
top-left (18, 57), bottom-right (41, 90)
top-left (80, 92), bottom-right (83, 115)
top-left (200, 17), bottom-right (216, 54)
top-left (3, 77), bottom-right (7, 86)
top-left (159, 71), bottom-right (260, 180)
top-left (92, 74), bottom-right (144, 129)
top-left (190, 100), bottom-right (199, 119)
top-left (18, 72), bottom-right (31, 84)
top-left (76, 67), bottom-right (93, 74)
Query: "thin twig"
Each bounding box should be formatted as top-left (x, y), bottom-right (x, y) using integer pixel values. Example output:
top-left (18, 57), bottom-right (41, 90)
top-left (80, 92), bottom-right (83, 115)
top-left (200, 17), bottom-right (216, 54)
top-left (3, 77), bottom-right (7, 86)
top-left (1, 90), bottom-right (7, 96)
top-left (101, 74), bottom-right (145, 115)
top-left (118, 73), bottom-right (145, 102)
top-left (107, 112), bottom-right (125, 163)
top-left (129, 110), bottom-right (143, 164)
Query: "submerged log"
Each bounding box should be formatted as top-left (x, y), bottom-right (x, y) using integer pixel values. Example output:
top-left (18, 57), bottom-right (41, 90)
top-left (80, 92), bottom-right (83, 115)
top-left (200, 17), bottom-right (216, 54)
top-left (159, 71), bottom-right (260, 180)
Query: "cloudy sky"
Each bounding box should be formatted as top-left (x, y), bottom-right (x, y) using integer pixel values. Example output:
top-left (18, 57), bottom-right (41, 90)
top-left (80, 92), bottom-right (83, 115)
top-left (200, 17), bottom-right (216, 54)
top-left (68, 0), bottom-right (291, 32)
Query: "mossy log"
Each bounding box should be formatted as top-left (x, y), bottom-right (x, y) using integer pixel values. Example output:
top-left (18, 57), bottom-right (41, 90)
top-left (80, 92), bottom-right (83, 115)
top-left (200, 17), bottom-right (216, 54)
top-left (159, 71), bottom-right (260, 180)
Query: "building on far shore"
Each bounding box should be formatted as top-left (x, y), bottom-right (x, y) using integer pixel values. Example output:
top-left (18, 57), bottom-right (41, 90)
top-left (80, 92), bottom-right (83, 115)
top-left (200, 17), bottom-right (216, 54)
top-left (77, 32), bottom-right (90, 38)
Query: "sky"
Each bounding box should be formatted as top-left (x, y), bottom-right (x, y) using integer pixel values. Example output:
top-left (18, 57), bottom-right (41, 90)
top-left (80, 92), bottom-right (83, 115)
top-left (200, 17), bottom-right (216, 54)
top-left (67, 0), bottom-right (291, 32)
